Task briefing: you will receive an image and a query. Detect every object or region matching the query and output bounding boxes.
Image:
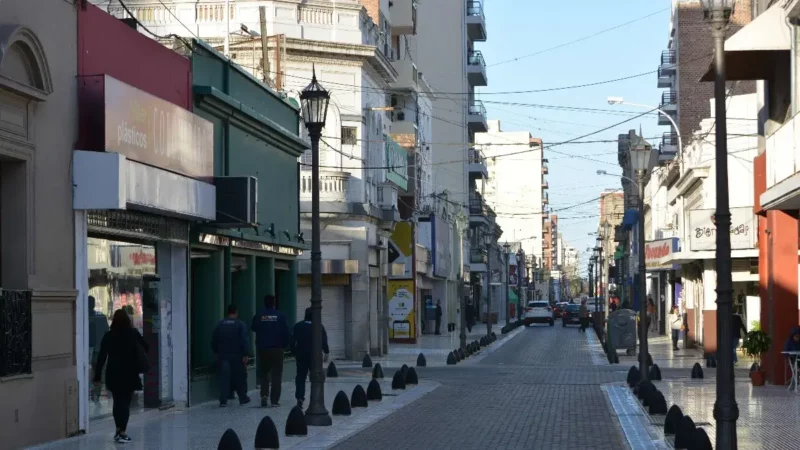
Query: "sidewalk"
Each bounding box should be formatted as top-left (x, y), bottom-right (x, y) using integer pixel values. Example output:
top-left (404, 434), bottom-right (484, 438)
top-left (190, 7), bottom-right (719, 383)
top-left (30, 377), bottom-right (437, 450)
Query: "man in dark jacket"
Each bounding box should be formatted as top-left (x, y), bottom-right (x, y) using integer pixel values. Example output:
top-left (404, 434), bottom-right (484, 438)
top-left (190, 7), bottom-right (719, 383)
top-left (251, 294), bottom-right (291, 407)
top-left (290, 307), bottom-right (329, 409)
top-left (212, 304), bottom-right (251, 407)
top-left (732, 312), bottom-right (747, 365)
top-left (435, 300), bottom-right (443, 335)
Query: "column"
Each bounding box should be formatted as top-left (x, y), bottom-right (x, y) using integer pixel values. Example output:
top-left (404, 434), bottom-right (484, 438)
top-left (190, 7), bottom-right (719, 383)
top-left (191, 249), bottom-right (224, 368)
top-left (702, 260), bottom-right (718, 356)
top-left (233, 255), bottom-right (257, 357)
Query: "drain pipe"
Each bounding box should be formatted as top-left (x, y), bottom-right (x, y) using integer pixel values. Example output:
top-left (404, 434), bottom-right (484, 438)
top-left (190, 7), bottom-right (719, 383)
top-left (787, 16), bottom-right (798, 116)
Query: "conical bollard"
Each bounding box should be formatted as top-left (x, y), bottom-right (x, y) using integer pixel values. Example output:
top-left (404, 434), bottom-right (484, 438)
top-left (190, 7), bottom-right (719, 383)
top-left (674, 415), bottom-right (696, 449)
top-left (648, 391), bottom-right (667, 415)
top-left (367, 378), bottom-right (383, 401)
top-left (218, 429), bottom-right (243, 450)
top-left (690, 427), bottom-right (713, 450)
top-left (626, 366), bottom-right (640, 387)
top-left (372, 363), bottom-right (384, 379)
top-left (362, 353), bottom-right (373, 368)
top-left (400, 364), bottom-right (409, 375)
top-left (416, 353), bottom-right (427, 367)
top-left (446, 352), bottom-right (457, 365)
top-left (405, 367), bottom-right (419, 385)
top-left (637, 380), bottom-right (655, 401)
top-left (664, 405), bottom-right (683, 435)
top-left (642, 387), bottom-right (658, 408)
top-left (646, 352), bottom-right (653, 367)
top-left (457, 348), bottom-right (466, 360)
top-left (391, 370), bottom-right (406, 390)
top-left (648, 364), bottom-right (662, 381)
top-left (327, 361), bottom-right (338, 378)
top-left (491, 332), bottom-right (497, 341)
top-left (691, 362), bottom-right (704, 379)
top-left (285, 406), bottom-right (308, 436)
top-left (453, 349), bottom-right (461, 362)
top-left (332, 390), bottom-right (351, 416)
top-left (351, 385), bottom-right (368, 408)
top-left (254, 415), bottom-right (279, 449)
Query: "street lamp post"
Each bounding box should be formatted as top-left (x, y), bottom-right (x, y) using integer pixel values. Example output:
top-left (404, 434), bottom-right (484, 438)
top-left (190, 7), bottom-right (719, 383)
top-left (459, 274), bottom-right (467, 352)
top-left (588, 259), bottom-right (595, 298)
top-left (607, 97), bottom-right (684, 170)
top-left (299, 67), bottom-right (332, 426)
top-left (628, 133), bottom-right (658, 383)
top-left (701, 0), bottom-right (738, 447)
top-left (516, 249), bottom-right (524, 320)
top-left (503, 242), bottom-right (511, 327)
top-left (484, 229), bottom-right (493, 336)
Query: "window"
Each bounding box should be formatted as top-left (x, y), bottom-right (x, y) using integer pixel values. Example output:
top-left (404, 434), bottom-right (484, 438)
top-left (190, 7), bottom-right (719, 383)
top-left (341, 126), bottom-right (357, 146)
top-left (529, 302), bottom-right (548, 308)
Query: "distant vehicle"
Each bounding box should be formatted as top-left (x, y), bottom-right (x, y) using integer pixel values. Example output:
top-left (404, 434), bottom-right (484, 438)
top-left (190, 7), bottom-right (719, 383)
top-left (586, 297), bottom-right (606, 322)
top-left (523, 301), bottom-right (554, 326)
top-left (553, 302), bottom-right (568, 318)
top-left (562, 303), bottom-right (582, 327)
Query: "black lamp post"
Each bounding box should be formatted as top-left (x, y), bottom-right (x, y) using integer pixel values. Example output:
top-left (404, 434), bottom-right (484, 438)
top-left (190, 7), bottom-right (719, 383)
top-left (516, 249), bottom-right (524, 320)
top-left (459, 274), bottom-right (467, 352)
top-left (503, 242), bottom-right (511, 326)
top-left (588, 259), bottom-right (595, 298)
top-left (484, 229), bottom-right (493, 336)
top-left (628, 132), bottom-right (657, 383)
top-left (701, 0), bottom-right (737, 447)
top-left (299, 67), bottom-right (332, 427)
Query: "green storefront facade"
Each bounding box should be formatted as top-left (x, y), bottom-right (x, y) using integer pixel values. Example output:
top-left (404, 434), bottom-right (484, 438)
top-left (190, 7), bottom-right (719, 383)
top-left (187, 41), bottom-right (308, 404)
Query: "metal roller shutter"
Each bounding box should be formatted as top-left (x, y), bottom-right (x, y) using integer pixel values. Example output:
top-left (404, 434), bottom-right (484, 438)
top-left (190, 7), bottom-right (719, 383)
top-left (296, 286), bottom-right (346, 360)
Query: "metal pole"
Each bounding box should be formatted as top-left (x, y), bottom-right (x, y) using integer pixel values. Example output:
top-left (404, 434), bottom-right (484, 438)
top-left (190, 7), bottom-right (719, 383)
top-left (459, 276), bottom-right (467, 352)
top-left (486, 241), bottom-right (492, 336)
top-left (710, 7), bottom-right (738, 448)
top-left (596, 252), bottom-right (601, 313)
top-left (637, 170), bottom-right (649, 382)
top-left (505, 250), bottom-right (510, 327)
top-left (306, 125), bottom-right (332, 426)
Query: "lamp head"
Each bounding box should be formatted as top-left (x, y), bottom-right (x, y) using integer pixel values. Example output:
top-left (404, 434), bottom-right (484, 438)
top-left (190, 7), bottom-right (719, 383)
top-left (701, 0), bottom-right (734, 20)
top-left (607, 96), bottom-right (624, 105)
top-left (299, 65), bottom-right (330, 128)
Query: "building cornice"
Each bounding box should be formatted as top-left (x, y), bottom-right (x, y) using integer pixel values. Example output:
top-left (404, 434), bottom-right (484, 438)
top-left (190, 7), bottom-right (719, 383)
top-left (284, 37), bottom-right (398, 84)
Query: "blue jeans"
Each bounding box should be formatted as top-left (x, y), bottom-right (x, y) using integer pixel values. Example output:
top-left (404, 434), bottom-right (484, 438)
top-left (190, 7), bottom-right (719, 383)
top-left (671, 329), bottom-right (680, 349)
top-left (295, 358), bottom-right (310, 401)
top-left (218, 356), bottom-right (248, 405)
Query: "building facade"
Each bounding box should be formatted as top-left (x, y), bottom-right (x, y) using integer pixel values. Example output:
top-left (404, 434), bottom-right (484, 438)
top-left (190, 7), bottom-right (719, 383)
top-left (0, 0), bottom-right (79, 447)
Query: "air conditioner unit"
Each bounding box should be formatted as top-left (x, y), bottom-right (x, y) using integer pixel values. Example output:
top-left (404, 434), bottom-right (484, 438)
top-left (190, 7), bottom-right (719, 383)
top-left (213, 176), bottom-right (258, 227)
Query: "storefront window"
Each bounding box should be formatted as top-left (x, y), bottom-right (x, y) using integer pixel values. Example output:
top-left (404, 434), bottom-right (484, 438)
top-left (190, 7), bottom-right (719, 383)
top-left (86, 237), bottom-right (156, 421)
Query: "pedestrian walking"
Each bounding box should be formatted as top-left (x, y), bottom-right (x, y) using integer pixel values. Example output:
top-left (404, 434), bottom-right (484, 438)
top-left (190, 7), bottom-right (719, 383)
top-left (290, 307), bottom-right (330, 409)
top-left (92, 309), bottom-right (148, 444)
top-left (578, 299), bottom-right (588, 333)
top-left (211, 304), bottom-right (251, 407)
top-left (435, 300), bottom-right (443, 335)
top-left (668, 306), bottom-right (682, 351)
top-left (88, 295), bottom-right (109, 403)
top-left (647, 297), bottom-right (656, 332)
top-left (251, 294), bottom-right (291, 407)
top-left (732, 311), bottom-right (747, 365)
top-left (466, 301), bottom-right (475, 332)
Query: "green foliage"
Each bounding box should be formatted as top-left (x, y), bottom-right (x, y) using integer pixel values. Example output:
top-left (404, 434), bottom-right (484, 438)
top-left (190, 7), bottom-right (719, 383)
top-left (750, 320), bottom-right (760, 332)
top-left (742, 329), bottom-right (771, 362)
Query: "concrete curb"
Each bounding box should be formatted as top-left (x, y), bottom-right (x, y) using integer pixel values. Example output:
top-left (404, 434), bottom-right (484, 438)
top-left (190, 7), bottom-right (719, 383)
top-left (461, 326), bottom-right (525, 365)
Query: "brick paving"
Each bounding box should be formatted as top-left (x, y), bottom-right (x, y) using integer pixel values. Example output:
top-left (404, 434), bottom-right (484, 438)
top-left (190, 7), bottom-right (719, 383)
top-left (333, 324), bottom-right (630, 450)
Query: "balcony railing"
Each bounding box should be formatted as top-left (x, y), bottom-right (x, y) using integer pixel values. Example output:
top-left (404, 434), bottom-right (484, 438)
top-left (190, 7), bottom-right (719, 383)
top-left (542, 163), bottom-right (549, 174)
top-left (0, 289), bottom-right (32, 377)
top-left (467, 1), bottom-right (485, 19)
top-left (468, 50), bottom-right (486, 68)
top-left (661, 90), bottom-right (677, 106)
top-left (469, 148), bottom-right (486, 164)
top-left (470, 247), bottom-right (488, 265)
top-left (469, 194), bottom-right (489, 216)
top-left (662, 132), bottom-right (678, 147)
top-left (661, 50), bottom-right (676, 66)
top-left (300, 170), bottom-right (350, 202)
top-left (468, 100), bottom-right (487, 118)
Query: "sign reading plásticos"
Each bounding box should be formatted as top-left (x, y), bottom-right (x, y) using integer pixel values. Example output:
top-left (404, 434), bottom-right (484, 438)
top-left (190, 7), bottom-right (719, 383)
top-left (103, 75), bottom-right (213, 179)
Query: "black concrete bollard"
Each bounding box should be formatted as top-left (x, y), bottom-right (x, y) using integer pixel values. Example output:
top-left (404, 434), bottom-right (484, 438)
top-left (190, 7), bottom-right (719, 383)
top-left (327, 361), bottom-right (338, 378)
top-left (405, 367), bottom-right (419, 385)
top-left (627, 366), bottom-right (640, 387)
top-left (637, 380), bottom-right (655, 401)
top-left (362, 354), bottom-right (373, 368)
top-left (648, 364), bottom-right (662, 381)
top-left (416, 353), bottom-right (427, 367)
top-left (400, 364), bottom-right (409, 375)
top-left (689, 427), bottom-right (713, 450)
top-left (285, 406), bottom-right (308, 436)
top-left (351, 385), bottom-right (368, 408)
top-left (642, 387), bottom-right (659, 408)
top-left (372, 363), bottom-right (384, 379)
top-left (691, 362), bottom-right (704, 379)
top-left (391, 370), bottom-right (406, 390)
top-left (366, 378), bottom-right (382, 401)
top-left (664, 405), bottom-right (683, 435)
top-left (648, 390), bottom-right (668, 415)
top-left (705, 355), bottom-right (716, 368)
top-left (447, 352), bottom-right (457, 365)
top-left (457, 348), bottom-right (466, 360)
top-left (674, 415), bottom-right (696, 449)
top-left (254, 415), bottom-right (279, 449)
top-left (218, 429), bottom-right (243, 450)
top-left (453, 349), bottom-right (461, 362)
top-left (491, 332), bottom-right (497, 341)
top-left (332, 390), bottom-right (351, 416)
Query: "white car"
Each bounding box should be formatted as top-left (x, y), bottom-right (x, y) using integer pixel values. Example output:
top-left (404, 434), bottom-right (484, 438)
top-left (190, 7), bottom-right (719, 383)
top-left (523, 301), bottom-right (554, 326)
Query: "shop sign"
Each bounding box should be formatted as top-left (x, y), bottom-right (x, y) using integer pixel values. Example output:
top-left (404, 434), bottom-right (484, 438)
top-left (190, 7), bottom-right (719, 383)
top-left (431, 215), bottom-right (451, 278)
top-left (645, 237), bottom-right (679, 270)
top-left (388, 279), bottom-right (416, 340)
top-left (388, 221), bottom-right (414, 279)
top-left (689, 207), bottom-right (756, 251)
top-left (103, 75), bottom-right (214, 179)
top-left (385, 135), bottom-right (408, 190)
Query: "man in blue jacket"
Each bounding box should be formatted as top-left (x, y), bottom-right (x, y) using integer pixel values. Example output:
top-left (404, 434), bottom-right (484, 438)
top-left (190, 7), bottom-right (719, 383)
top-left (211, 304), bottom-right (251, 407)
top-left (291, 307), bottom-right (329, 409)
top-left (251, 294), bottom-right (290, 407)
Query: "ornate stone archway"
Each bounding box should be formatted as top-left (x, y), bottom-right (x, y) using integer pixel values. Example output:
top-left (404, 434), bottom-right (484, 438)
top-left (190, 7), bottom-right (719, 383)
top-left (0, 24), bottom-right (53, 99)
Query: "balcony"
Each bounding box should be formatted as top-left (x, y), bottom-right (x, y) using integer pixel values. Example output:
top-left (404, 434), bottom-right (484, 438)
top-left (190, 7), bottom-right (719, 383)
top-left (467, 51), bottom-right (488, 86)
top-left (657, 66), bottom-right (674, 89)
top-left (542, 162), bottom-right (549, 174)
top-left (543, 193), bottom-right (549, 205)
top-left (660, 50), bottom-right (676, 74)
top-left (469, 193), bottom-right (491, 227)
top-left (377, 183), bottom-right (401, 229)
top-left (468, 148), bottom-right (489, 179)
top-left (391, 0), bottom-right (416, 36)
top-left (469, 247), bottom-right (488, 272)
top-left (542, 180), bottom-right (549, 189)
top-left (390, 58), bottom-right (419, 92)
top-left (659, 132), bottom-right (678, 158)
top-left (466, 1), bottom-right (487, 42)
top-left (300, 170), bottom-right (350, 202)
top-left (762, 112), bottom-right (800, 209)
top-left (468, 100), bottom-right (488, 132)
top-left (658, 91), bottom-right (677, 126)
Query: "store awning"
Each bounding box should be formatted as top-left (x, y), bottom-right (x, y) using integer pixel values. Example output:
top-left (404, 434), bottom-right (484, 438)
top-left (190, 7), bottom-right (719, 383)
top-left (621, 209), bottom-right (639, 231)
top-left (701, 3), bottom-right (791, 82)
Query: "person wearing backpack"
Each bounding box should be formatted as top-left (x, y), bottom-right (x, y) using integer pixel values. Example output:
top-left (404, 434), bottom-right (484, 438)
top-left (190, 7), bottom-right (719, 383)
top-left (93, 309), bottom-right (148, 443)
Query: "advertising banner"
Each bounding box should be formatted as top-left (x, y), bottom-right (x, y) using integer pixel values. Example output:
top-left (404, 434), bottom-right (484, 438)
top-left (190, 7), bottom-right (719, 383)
top-left (689, 207), bottom-right (756, 251)
top-left (644, 237), bottom-right (679, 271)
top-left (388, 279), bottom-right (416, 340)
top-left (388, 221), bottom-right (414, 278)
top-left (431, 215), bottom-right (451, 278)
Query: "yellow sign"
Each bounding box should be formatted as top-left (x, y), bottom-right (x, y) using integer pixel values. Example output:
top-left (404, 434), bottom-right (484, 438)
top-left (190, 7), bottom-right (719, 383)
top-left (388, 279), bottom-right (416, 339)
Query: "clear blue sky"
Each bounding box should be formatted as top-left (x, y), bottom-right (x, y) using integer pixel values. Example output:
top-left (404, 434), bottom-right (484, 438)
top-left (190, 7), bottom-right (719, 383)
top-left (481, 0), bottom-right (672, 276)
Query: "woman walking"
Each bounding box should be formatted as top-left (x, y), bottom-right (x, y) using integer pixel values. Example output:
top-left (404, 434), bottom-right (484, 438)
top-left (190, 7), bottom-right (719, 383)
top-left (668, 306), bottom-right (682, 351)
top-left (93, 309), bottom-right (148, 443)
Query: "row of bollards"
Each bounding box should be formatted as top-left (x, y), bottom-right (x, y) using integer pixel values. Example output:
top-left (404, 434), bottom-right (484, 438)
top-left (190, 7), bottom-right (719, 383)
top-left (500, 320), bottom-right (523, 334)
top-left (447, 333), bottom-right (497, 365)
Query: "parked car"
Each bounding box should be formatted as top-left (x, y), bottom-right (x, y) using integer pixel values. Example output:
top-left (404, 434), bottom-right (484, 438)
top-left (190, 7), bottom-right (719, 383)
top-left (523, 301), bottom-right (554, 326)
top-left (562, 304), bottom-right (582, 327)
top-left (553, 302), bottom-right (568, 318)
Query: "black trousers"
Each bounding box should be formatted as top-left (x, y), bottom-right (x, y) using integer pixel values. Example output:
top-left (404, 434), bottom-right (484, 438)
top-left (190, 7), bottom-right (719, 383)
top-left (295, 358), bottom-right (310, 401)
top-left (111, 390), bottom-right (133, 432)
top-left (258, 348), bottom-right (284, 405)
top-left (435, 318), bottom-right (441, 334)
top-left (219, 356), bottom-right (248, 405)
top-left (579, 318), bottom-right (588, 332)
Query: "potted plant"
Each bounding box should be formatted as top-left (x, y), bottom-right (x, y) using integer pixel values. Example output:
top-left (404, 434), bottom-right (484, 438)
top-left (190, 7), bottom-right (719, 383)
top-left (742, 328), bottom-right (771, 386)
